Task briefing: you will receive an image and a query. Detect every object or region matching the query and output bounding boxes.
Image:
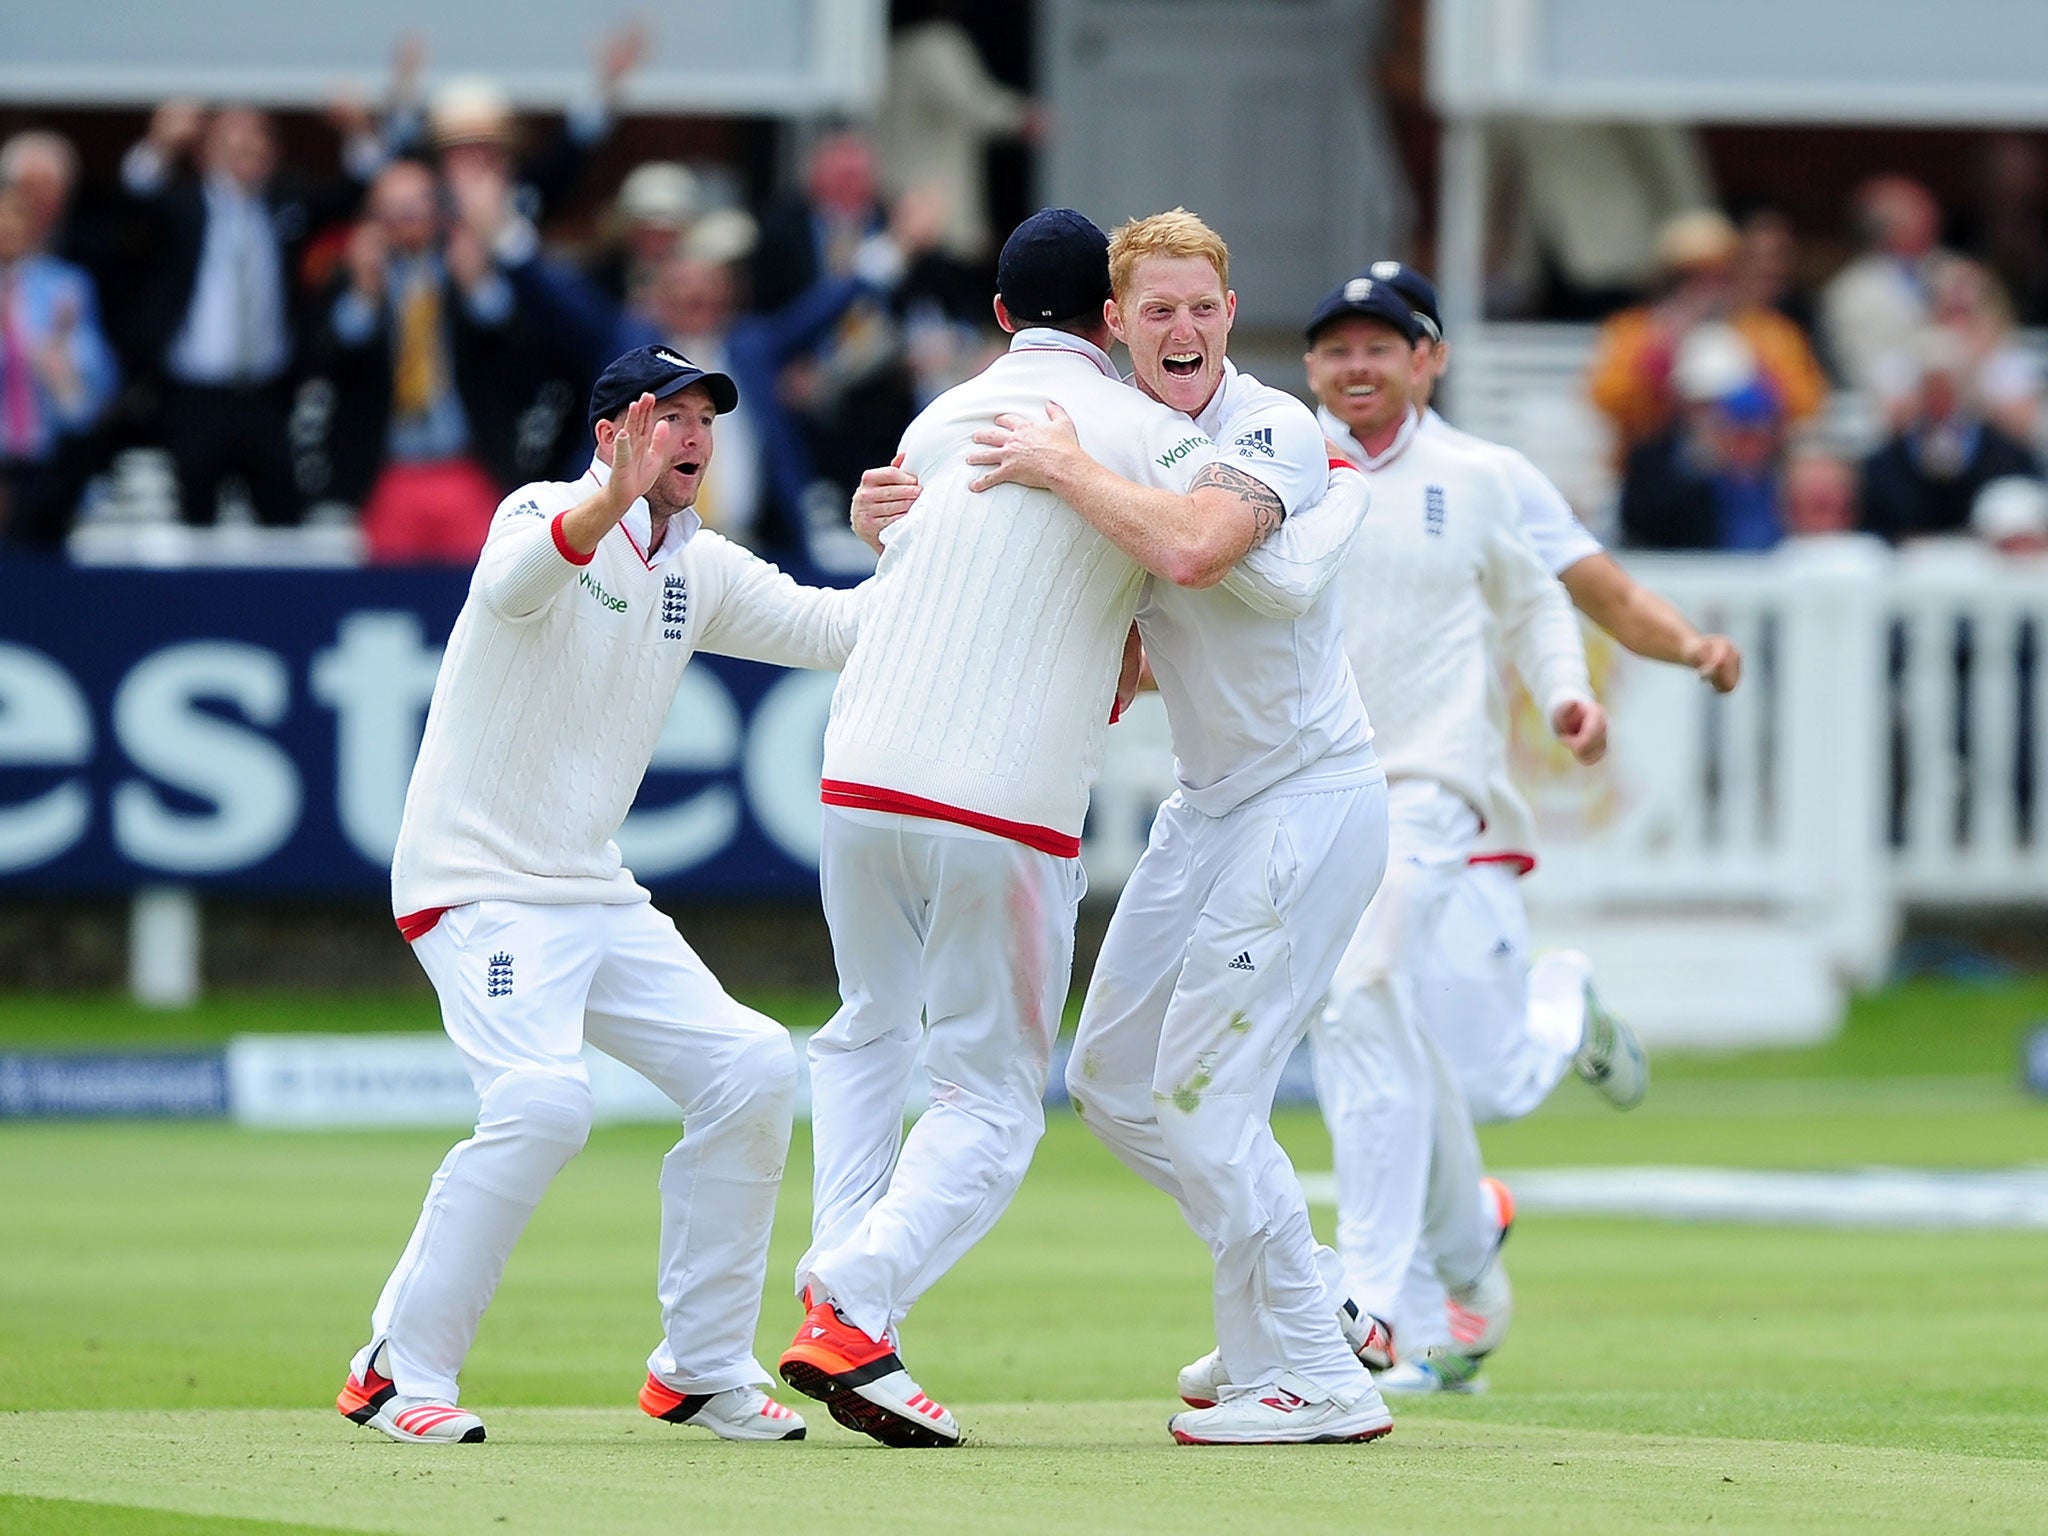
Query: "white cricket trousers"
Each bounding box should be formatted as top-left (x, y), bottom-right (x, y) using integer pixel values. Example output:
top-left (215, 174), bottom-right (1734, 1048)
top-left (799, 808), bottom-right (1083, 1344)
top-left (1423, 861), bottom-right (1585, 1123)
top-left (1392, 862), bottom-right (1588, 1351)
top-left (352, 898), bottom-right (797, 1403)
top-left (1068, 776), bottom-right (1388, 1401)
top-left (1310, 778), bottom-right (1494, 1336)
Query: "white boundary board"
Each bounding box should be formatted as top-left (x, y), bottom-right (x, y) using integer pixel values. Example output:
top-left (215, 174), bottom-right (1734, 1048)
top-left (1431, 0), bottom-right (2048, 125)
top-left (0, 0), bottom-right (886, 114)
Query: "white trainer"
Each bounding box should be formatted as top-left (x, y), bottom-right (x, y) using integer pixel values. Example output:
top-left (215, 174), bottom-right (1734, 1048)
top-left (1573, 969), bottom-right (1648, 1109)
top-left (639, 1376), bottom-right (806, 1441)
top-left (337, 1346), bottom-right (486, 1444)
top-left (1169, 1375), bottom-right (1393, 1446)
top-left (1176, 1300), bottom-right (1394, 1410)
top-left (1446, 1251), bottom-right (1513, 1358)
top-left (1377, 1348), bottom-right (1488, 1395)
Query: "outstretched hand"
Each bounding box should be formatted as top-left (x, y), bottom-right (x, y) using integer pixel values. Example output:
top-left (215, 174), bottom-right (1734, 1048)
top-left (967, 401), bottom-right (1082, 493)
top-left (1686, 633), bottom-right (1743, 693)
top-left (1552, 697), bottom-right (1609, 766)
top-left (607, 393), bottom-right (680, 509)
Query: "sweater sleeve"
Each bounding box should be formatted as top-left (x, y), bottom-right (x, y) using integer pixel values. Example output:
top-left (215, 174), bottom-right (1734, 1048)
top-left (1218, 463), bottom-right (1371, 618)
top-left (473, 488), bottom-right (588, 622)
top-left (693, 533), bottom-right (868, 670)
top-left (1478, 466), bottom-right (1592, 718)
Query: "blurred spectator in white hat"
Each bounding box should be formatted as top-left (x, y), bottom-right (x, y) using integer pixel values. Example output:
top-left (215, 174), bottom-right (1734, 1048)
top-left (1822, 174), bottom-right (1953, 398)
top-left (1971, 475), bottom-right (2048, 557)
top-left (1588, 209), bottom-right (1827, 455)
top-left (1860, 328), bottom-right (2042, 544)
top-left (587, 160), bottom-right (700, 318)
top-left (387, 22), bottom-right (647, 229)
top-left (1619, 332), bottom-right (1789, 553)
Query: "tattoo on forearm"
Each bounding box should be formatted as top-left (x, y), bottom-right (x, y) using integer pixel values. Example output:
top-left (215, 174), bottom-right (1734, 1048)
top-left (1190, 462), bottom-right (1285, 547)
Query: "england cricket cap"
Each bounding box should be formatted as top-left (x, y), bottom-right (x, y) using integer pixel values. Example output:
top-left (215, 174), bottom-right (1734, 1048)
top-left (1363, 259), bottom-right (1443, 341)
top-left (997, 208), bottom-right (1113, 323)
top-left (588, 344), bottom-right (738, 428)
top-left (1303, 273), bottom-right (1424, 345)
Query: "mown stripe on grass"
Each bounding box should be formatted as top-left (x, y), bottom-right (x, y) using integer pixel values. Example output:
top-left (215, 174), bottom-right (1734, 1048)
top-left (0, 1492), bottom-right (363, 1536)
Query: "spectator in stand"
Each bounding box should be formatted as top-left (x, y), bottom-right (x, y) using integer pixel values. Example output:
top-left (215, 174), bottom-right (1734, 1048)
top-left (1822, 175), bottom-right (1951, 397)
top-left (750, 131), bottom-right (926, 568)
top-left (1620, 371), bottom-right (1786, 553)
top-left (314, 159), bottom-right (533, 563)
top-left (587, 161), bottom-right (700, 318)
top-left (1860, 330), bottom-right (2042, 545)
top-left (878, 0), bottom-right (1042, 314)
top-left (0, 133), bottom-right (78, 263)
top-left (121, 99), bottom-right (383, 527)
top-left (1734, 206), bottom-right (1819, 340)
top-left (642, 187), bottom-right (942, 559)
top-left (1781, 447), bottom-right (1861, 538)
top-left (384, 22), bottom-right (646, 230)
top-left (1924, 256), bottom-right (2040, 446)
top-left (1588, 209), bottom-right (1827, 456)
top-left (0, 184), bottom-right (119, 552)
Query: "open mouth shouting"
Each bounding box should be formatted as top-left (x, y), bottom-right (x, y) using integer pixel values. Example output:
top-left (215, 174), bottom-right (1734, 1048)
top-left (1162, 351), bottom-right (1203, 380)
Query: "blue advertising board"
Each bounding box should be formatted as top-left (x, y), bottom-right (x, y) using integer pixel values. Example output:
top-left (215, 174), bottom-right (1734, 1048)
top-left (0, 567), bottom-right (838, 896)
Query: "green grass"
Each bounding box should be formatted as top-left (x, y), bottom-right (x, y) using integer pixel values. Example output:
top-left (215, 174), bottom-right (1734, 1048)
top-left (3, 981), bottom-right (2047, 1533)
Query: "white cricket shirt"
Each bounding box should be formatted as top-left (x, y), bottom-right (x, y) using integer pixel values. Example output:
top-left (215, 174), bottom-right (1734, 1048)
top-left (1139, 363), bottom-right (1379, 815)
top-left (1324, 408), bottom-right (1590, 823)
top-left (821, 329), bottom-right (1214, 855)
top-left (391, 459), bottom-right (865, 928)
top-left (1418, 406), bottom-right (1603, 868)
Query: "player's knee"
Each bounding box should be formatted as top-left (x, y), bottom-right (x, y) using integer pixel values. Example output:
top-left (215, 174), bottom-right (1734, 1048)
top-left (481, 1066), bottom-right (594, 1155)
top-left (1069, 1076), bottom-right (1153, 1151)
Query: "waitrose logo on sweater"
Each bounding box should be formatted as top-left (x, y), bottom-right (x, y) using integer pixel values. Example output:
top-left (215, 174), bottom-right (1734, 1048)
top-left (578, 571), bottom-right (628, 612)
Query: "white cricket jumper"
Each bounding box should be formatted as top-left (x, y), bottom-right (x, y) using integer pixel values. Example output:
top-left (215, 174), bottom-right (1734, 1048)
top-left (356, 458), bottom-right (863, 1409)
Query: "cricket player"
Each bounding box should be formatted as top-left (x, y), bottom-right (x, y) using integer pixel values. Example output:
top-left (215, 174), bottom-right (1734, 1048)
top-left (962, 209), bottom-right (1394, 1446)
top-left (336, 345), bottom-right (867, 1446)
top-left (779, 209), bottom-right (1324, 1450)
top-left (1299, 274), bottom-right (1608, 1384)
top-left (1352, 260), bottom-right (1743, 1392)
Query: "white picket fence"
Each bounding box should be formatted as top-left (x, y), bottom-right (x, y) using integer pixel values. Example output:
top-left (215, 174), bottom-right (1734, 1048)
top-left (1087, 538), bottom-right (2048, 1046)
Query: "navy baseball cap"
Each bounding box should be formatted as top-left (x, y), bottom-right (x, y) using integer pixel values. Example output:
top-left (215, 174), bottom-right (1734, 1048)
top-left (1304, 274), bottom-right (1423, 344)
top-left (588, 344), bottom-right (738, 428)
top-left (1364, 259), bottom-right (1443, 341)
top-left (998, 208), bottom-right (1112, 323)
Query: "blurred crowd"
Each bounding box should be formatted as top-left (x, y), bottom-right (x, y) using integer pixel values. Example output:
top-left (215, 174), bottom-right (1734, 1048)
top-left (1585, 170), bottom-right (2048, 560)
top-left (0, 5), bottom-right (1040, 578)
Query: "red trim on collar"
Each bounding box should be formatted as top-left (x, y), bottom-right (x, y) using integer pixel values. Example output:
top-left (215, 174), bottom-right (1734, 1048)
top-left (617, 519), bottom-right (655, 570)
top-left (550, 512), bottom-right (595, 567)
top-left (1469, 851), bottom-right (1537, 877)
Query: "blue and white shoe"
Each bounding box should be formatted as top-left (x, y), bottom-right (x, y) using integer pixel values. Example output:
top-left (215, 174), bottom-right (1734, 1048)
top-left (1573, 971), bottom-right (1648, 1109)
top-left (1376, 1349), bottom-right (1488, 1396)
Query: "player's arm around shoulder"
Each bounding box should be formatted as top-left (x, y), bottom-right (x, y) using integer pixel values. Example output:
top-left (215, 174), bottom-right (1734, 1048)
top-left (691, 531), bottom-right (871, 671)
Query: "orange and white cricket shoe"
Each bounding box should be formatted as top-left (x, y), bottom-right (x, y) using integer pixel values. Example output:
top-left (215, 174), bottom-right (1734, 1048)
top-left (639, 1375), bottom-right (806, 1441)
top-left (777, 1290), bottom-right (960, 1448)
top-left (1445, 1177), bottom-right (1515, 1359)
top-left (337, 1351), bottom-right (485, 1444)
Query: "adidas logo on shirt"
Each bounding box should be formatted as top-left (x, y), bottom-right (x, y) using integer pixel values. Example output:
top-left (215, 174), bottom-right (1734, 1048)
top-left (1234, 426), bottom-right (1275, 458)
top-left (1228, 951), bottom-right (1256, 972)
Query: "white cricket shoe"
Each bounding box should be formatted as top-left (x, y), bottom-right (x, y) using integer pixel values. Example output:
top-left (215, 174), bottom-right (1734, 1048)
top-left (639, 1376), bottom-right (806, 1440)
top-left (1445, 1177), bottom-right (1514, 1358)
top-left (1169, 1376), bottom-right (1393, 1446)
top-left (1573, 969), bottom-right (1648, 1109)
top-left (1177, 1302), bottom-right (1396, 1408)
top-left (1377, 1348), bottom-right (1488, 1395)
top-left (337, 1345), bottom-right (486, 1443)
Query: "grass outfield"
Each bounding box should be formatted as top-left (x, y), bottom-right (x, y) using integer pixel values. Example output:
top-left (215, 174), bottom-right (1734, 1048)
top-left (3, 982), bottom-right (2047, 1534)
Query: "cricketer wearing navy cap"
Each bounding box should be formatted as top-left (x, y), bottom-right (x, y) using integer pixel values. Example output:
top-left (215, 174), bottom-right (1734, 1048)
top-left (589, 343), bottom-right (738, 428)
top-left (995, 207), bottom-right (1113, 326)
top-left (1364, 260), bottom-right (1443, 342)
top-left (1303, 273), bottom-right (1424, 347)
